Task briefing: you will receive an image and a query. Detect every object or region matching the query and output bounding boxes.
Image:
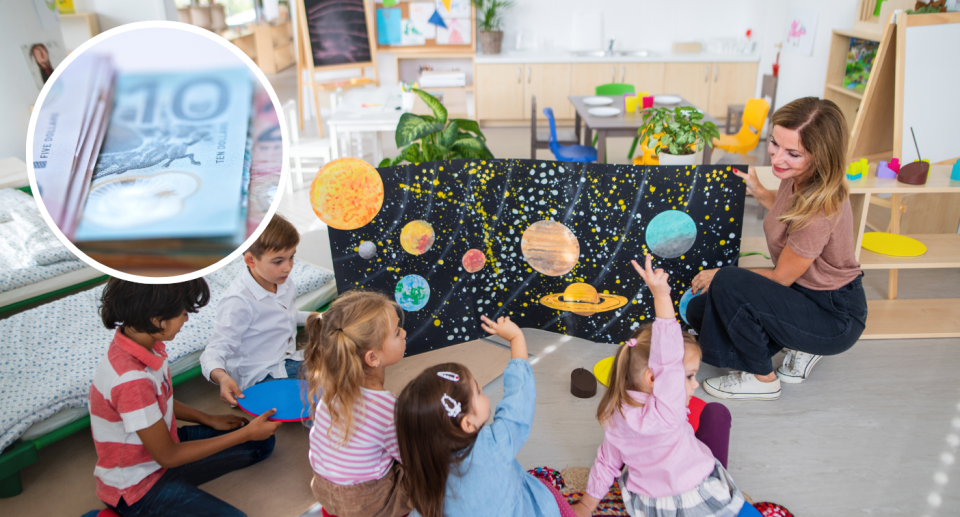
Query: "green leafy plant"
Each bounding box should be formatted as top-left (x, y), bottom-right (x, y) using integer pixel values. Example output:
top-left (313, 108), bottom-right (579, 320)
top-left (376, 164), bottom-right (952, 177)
top-left (379, 89), bottom-right (493, 167)
top-left (471, 0), bottom-right (514, 32)
top-left (638, 106), bottom-right (720, 156)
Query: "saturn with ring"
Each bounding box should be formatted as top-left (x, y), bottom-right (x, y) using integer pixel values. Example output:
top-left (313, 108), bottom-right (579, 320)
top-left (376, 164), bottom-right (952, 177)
top-left (540, 282), bottom-right (629, 316)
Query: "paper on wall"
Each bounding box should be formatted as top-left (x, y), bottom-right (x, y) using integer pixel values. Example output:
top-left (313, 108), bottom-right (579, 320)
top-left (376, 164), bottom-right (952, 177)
top-left (437, 17), bottom-right (470, 45)
top-left (437, 0), bottom-right (470, 17)
top-left (784, 8), bottom-right (818, 57)
top-left (33, 0), bottom-right (60, 31)
top-left (409, 3), bottom-right (437, 39)
top-left (401, 19), bottom-right (427, 46)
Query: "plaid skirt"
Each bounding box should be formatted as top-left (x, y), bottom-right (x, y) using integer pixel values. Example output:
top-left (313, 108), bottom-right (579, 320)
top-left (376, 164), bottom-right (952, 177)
top-left (619, 460), bottom-right (746, 517)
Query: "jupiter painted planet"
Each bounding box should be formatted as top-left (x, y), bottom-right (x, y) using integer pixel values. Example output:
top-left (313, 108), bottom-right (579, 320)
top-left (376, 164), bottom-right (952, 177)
top-left (540, 283), bottom-right (628, 316)
top-left (400, 220), bottom-right (435, 255)
top-left (309, 157), bottom-right (384, 230)
top-left (521, 220), bottom-right (580, 276)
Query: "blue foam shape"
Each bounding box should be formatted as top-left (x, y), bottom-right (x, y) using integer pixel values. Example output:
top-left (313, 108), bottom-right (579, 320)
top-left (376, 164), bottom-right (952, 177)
top-left (238, 379), bottom-right (311, 422)
top-left (428, 9), bottom-right (447, 29)
top-left (952, 161), bottom-right (960, 181)
top-left (679, 288), bottom-right (702, 325)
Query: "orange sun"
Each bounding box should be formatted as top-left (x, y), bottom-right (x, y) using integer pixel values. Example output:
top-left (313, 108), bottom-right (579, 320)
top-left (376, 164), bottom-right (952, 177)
top-left (309, 158), bottom-right (384, 230)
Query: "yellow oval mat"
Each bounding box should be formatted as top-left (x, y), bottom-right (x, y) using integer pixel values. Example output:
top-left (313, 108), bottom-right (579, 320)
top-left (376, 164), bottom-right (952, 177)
top-left (861, 232), bottom-right (927, 257)
top-left (593, 356), bottom-right (615, 387)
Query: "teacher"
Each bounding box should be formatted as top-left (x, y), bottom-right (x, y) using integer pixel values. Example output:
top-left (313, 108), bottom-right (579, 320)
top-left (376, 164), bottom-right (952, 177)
top-left (685, 97), bottom-right (867, 401)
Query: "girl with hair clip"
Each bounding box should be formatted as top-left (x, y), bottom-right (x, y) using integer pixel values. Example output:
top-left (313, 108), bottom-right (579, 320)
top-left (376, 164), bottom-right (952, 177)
top-left (395, 315), bottom-right (576, 517)
top-left (571, 255), bottom-right (761, 517)
top-left (301, 290), bottom-right (413, 517)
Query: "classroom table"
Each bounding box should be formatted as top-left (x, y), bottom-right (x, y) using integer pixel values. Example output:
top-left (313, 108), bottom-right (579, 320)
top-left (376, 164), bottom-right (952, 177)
top-left (327, 86), bottom-right (406, 165)
top-left (568, 95), bottom-right (720, 164)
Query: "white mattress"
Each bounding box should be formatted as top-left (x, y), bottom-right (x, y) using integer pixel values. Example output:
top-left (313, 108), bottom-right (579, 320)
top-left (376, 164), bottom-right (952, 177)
top-left (0, 266), bottom-right (105, 308)
top-left (1, 257), bottom-right (337, 452)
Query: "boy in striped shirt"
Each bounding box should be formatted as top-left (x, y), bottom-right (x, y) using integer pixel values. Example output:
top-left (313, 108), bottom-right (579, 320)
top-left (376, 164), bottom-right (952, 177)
top-left (89, 278), bottom-right (282, 517)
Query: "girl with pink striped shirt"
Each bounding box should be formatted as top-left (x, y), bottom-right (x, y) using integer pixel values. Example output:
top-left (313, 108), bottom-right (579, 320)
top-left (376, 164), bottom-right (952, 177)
top-left (571, 255), bottom-right (761, 517)
top-left (302, 291), bottom-right (413, 517)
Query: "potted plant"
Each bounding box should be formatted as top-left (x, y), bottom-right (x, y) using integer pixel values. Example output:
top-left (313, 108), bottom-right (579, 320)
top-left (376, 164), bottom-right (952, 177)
top-left (379, 89), bottom-right (493, 167)
top-left (472, 0), bottom-right (513, 54)
top-left (638, 106), bottom-right (720, 166)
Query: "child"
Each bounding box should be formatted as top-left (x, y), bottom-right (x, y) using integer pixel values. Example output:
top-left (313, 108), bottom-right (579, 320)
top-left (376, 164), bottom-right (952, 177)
top-left (90, 278), bottom-right (282, 517)
top-left (571, 255), bottom-right (758, 517)
top-left (395, 315), bottom-right (575, 517)
top-left (302, 290), bottom-right (413, 517)
top-left (201, 214), bottom-right (318, 405)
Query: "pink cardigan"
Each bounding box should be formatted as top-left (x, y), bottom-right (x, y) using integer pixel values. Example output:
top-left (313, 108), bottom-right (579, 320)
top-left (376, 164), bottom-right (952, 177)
top-left (586, 318), bottom-right (716, 499)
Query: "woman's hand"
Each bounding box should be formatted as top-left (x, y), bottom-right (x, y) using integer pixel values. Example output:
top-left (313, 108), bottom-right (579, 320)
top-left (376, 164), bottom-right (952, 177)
top-left (690, 268), bottom-right (719, 294)
top-left (204, 414), bottom-right (249, 431)
top-left (732, 166), bottom-right (775, 210)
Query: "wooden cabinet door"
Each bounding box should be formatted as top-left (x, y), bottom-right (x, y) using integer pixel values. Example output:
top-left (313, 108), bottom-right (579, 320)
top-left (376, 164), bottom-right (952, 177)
top-left (524, 63), bottom-right (573, 119)
top-left (706, 62), bottom-right (759, 119)
top-left (663, 62), bottom-right (712, 110)
top-left (477, 63), bottom-right (525, 121)
top-left (620, 63), bottom-right (666, 95)
top-left (570, 63), bottom-right (619, 96)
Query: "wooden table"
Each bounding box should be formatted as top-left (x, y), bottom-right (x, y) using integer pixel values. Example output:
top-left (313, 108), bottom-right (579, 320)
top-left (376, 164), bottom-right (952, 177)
top-left (568, 95), bottom-right (720, 164)
top-left (740, 165), bottom-right (960, 339)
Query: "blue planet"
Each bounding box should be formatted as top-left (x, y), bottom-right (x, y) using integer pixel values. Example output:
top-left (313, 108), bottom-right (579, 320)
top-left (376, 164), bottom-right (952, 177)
top-left (645, 210), bottom-right (697, 258)
top-left (395, 274), bottom-right (430, 311)
top-left (679, 288), bottom-right (702, 325)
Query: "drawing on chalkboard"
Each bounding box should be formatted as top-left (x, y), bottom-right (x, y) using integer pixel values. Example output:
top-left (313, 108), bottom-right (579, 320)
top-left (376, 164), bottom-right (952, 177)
top-left (303, 0), bottom-right (373, 66)
top-left (324, 159), bottom-right (746, 355)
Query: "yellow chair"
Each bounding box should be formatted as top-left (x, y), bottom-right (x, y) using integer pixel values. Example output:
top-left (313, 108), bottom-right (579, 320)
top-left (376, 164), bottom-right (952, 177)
top-left (633, 132), bottom-right (662, 165)
top-left (712, 98), bottom-right (769, 155)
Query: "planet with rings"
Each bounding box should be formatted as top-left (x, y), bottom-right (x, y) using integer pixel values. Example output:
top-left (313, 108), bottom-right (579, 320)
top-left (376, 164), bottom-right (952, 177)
top-left (539, 282), bottom-right (628, 316)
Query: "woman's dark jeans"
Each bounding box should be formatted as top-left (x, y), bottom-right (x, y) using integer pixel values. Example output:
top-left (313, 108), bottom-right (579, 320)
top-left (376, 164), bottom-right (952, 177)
top-left (686, 267), bottom-right (867, 375)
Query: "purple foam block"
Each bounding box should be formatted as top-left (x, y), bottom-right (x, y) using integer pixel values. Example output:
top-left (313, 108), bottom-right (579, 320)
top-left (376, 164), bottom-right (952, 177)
top-left (877, 161), bottom-right (897, 179)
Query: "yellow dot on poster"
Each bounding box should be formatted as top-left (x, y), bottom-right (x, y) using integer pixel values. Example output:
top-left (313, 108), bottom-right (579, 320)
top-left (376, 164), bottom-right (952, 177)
top-left (730, 217), bottom-right (735, 222)
top-left (720, 240), bottom-right (726, 245)
top-left (680, 255), bottom-right (685, 260)
top-left (434, 320), bottom-right (441, 326)
top-left (650, 186), bottom-right (656, 193)
top-left (705, 215), bottom-right (710, 220)
top-left (438, 259), bottom-right (444, 265)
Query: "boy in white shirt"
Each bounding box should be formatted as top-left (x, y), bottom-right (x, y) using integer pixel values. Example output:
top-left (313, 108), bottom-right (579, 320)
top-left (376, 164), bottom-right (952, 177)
top-left (201, 215), bottom-right (320, 405)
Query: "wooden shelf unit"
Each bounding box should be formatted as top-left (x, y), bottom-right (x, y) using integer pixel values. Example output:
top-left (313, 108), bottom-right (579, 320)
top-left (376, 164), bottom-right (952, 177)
top-left (393, 52), bottom-right (478, 120)
top-left (823, 28), bottom-right (881, 131)
top-left (750, 165), bottom-right (960, 340)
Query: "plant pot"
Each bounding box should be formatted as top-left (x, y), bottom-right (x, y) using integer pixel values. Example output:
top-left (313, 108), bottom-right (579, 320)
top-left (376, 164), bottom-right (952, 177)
top-left (657, 150), bottom-right (702, 166)
top-left (479, 31), bottom-right (504, 54)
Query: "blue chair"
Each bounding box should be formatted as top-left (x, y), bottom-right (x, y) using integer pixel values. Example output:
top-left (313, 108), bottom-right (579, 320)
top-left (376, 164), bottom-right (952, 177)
top-left (543, 107), bottom-right (597, 163)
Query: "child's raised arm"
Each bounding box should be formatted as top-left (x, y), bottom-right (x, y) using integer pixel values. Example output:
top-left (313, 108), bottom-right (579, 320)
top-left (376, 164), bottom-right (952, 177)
top-left (631, 254), bottom-right (673, 319)
top-left (480, 315), bottom-right (527, 360)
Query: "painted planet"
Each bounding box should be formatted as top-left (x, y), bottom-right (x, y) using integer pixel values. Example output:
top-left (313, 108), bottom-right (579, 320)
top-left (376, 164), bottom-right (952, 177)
top-left (521, 220), bottom-right (580, 276)
top-left (309, 157), bottom-right (383, 230)
top-left (645, 210), bottom-right (697, 259)
top-left (400, 220), bottom-right (435, 255)
top-left (358, 241), bottom-right (377, 260)
top-left (462, 249), bottom-right (486, 273)
top-left (540, 283), bottom-right (628, 316)
top-left (395, 274), bottom-right (430, 311)
top-left (678, 288), bottom-right (702, 325)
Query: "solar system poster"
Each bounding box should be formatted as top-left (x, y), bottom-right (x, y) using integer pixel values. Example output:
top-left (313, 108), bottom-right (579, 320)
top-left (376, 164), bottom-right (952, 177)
top-left (319, 158), bottom-right (746, 356)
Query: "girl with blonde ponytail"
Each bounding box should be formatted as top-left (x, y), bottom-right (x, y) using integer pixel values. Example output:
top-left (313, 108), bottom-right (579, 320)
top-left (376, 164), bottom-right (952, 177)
top-left (302, 290), bottom-right (413, 517)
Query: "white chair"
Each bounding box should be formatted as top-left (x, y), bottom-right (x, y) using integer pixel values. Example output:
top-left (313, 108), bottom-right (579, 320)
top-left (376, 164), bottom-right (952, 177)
top-left (284, 99), bottom-right (333, 194)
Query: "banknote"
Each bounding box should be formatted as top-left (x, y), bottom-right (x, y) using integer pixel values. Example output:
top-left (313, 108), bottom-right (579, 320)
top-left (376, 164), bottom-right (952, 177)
top-left (246, 89), bottom-right (283, 237)
top-left (31, 52), bottom-right (108, 226)
top-left (73, 67), bottom-right (253, 242)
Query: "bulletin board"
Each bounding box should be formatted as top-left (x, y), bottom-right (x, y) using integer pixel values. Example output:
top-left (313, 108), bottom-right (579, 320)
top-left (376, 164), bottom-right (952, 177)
top-left (375, 0), bottom-right (475, 53)
top-left (322, 159), bottom-right (746, 356)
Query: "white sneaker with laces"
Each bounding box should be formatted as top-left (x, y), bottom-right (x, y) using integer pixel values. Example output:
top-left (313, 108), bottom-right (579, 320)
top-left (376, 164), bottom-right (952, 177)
top-left (702, 371), bottom-right (781, 400)
top-left (776, 349), bottom-right (823, 384)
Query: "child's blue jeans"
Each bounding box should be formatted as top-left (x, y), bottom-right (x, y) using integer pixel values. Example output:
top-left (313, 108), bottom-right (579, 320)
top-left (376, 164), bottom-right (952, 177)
top-left (111, 425), bottom-right (275, 517)
top-left (260, 359), bottom-right (303, 383)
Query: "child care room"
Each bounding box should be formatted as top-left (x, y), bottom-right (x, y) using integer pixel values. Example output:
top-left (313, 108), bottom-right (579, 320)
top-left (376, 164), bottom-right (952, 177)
top-left (1, 0), bottom-right (959, 516)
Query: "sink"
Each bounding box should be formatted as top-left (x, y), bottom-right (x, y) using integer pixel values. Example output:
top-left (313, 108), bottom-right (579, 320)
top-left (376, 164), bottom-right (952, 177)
top-left (571, 50), bottom-right (609, 57)
top-left (614, 50), bottom-right (658, 57)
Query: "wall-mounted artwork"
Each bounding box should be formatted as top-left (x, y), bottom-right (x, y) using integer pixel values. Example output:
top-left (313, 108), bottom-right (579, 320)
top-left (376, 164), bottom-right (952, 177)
top-left (844, 37), bottom-right (880, 93)
top-left (322, 159), bottom-right (746, 356)
top-left (784, 7), bottom-right (818, 56)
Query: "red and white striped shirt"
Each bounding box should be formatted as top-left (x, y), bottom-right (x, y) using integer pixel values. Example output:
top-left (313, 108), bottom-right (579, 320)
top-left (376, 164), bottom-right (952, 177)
top-left (309, 388), bottom-right (400, 485)
top-left (88, 330), bottom-right (178, 506)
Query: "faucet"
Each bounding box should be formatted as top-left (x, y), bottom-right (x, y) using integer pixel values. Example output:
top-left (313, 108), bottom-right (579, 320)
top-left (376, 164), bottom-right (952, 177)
top-left (607, 37), bottom-right (617, 55)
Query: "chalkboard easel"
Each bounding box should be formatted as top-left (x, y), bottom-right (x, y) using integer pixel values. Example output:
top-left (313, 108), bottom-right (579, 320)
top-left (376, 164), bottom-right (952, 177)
top-left (296, 0), bottom-right (381, 137)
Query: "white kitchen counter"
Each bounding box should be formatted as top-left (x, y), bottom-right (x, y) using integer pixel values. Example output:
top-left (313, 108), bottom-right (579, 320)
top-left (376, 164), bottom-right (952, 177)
top-left (475, 50), bottom-right (760, 64)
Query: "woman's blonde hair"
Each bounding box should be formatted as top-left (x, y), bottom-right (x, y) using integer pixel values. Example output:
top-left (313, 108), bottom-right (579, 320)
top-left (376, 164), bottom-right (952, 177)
top-left (770, 97), bottom-right (850, 231)
top-left (596, 323), bottom-right (700, 425)
top-left (302, 290), bottom-right (401, 445)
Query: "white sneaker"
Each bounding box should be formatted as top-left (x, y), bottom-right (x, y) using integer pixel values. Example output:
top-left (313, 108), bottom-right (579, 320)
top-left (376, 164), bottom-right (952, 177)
top-left (702, 371), bottom-right (781, 400)
top-left (777, 349), bottom-right (823, 384)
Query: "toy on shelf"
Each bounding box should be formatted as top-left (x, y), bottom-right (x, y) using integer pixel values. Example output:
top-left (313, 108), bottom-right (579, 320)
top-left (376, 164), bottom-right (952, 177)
top-left (898, 127), bottom-right (929, 185)
top-left (888, 157), bottom-right (901, 173)
top-left (846, 158), bottom-right (869, 180)
top-left (876, 160), bottom-right (897, 179)
top-left (951, 161), bottom-right (960, 181)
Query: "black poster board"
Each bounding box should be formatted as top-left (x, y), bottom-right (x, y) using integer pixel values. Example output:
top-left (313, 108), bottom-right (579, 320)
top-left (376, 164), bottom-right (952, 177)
top-left (302, 0), bottom-right (373, 66)
top-left (328, 159), bottom-right (746, 356)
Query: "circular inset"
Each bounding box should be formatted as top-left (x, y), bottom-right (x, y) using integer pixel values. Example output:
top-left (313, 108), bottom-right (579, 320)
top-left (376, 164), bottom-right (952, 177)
top-left (310, 157), bottom-right (384, 230)
top-left (645, 210), bottom-right (697, 259)
top-left (395, 274), bottom-right (430, 311)
top-left (358, 241), bottom-right (377, 260)
top-left (462, 249), bottom-right (486, 273)
top-left (678, 288), bottom-right (702, 325)
top-left (539, 283), bottom-right (628, 316)
top-left (521, 220), bottom-right (580, 276)
top-left (400, 220), bottom-right (435, 256)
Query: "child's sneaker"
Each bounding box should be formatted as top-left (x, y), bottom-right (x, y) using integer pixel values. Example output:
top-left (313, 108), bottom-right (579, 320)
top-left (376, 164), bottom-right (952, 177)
top-left (776, 350), bottom-right (822, 384)
top-left (702, 371), bottom-right (781, 400)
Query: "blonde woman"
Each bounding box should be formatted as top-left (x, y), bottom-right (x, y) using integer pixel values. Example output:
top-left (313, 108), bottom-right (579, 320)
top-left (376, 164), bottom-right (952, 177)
top-left (685, 97), bottom-right (867, 401)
